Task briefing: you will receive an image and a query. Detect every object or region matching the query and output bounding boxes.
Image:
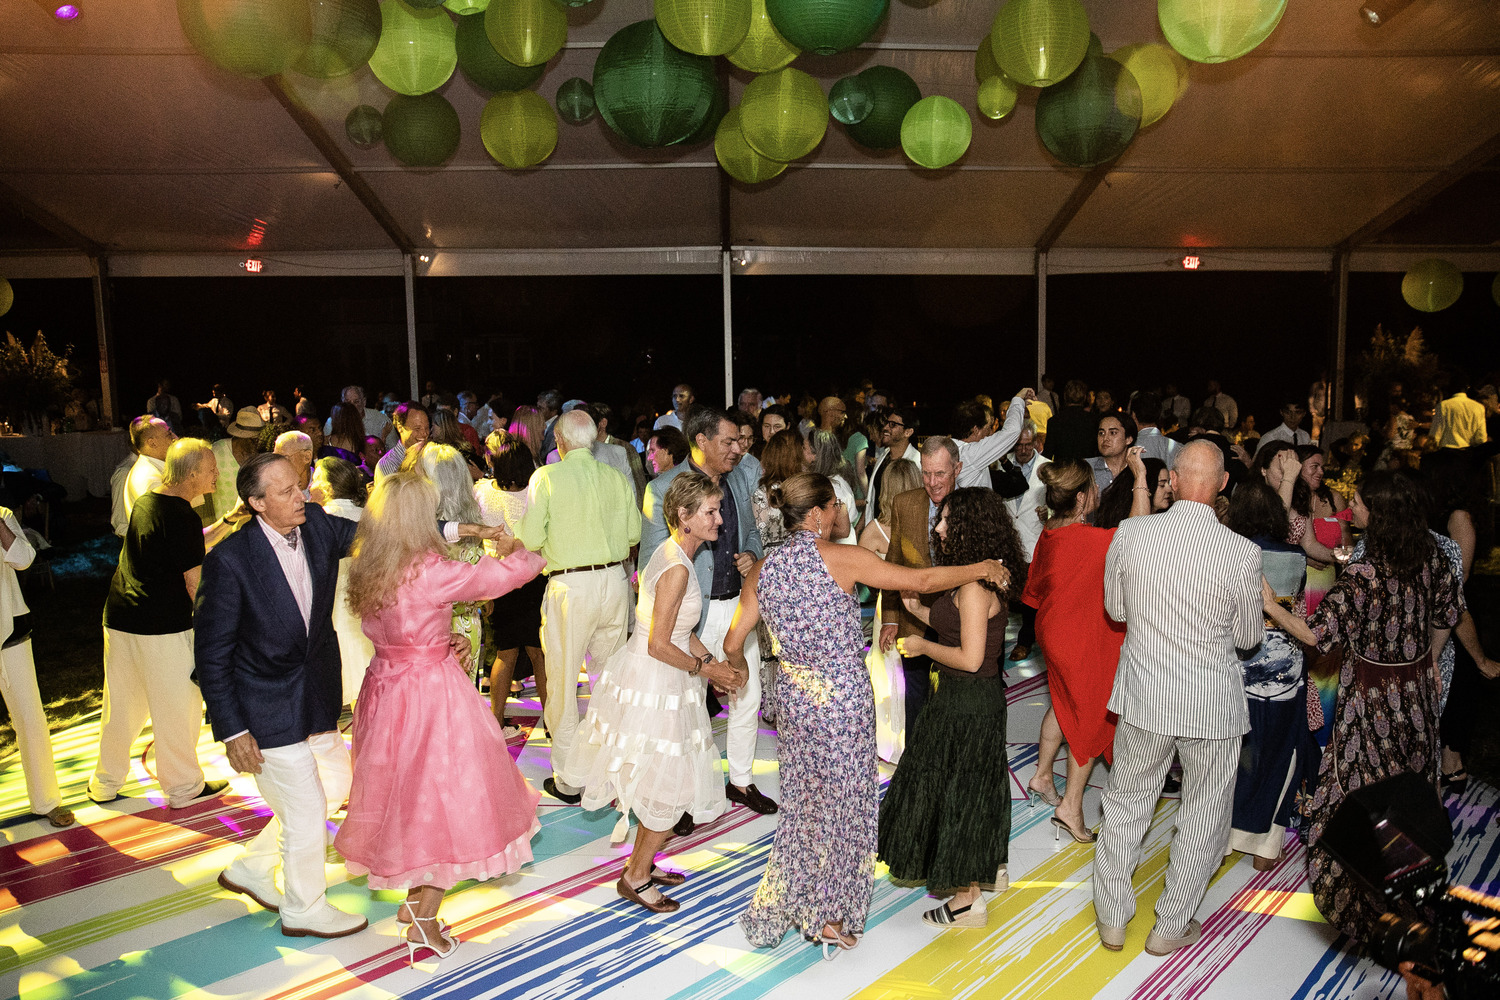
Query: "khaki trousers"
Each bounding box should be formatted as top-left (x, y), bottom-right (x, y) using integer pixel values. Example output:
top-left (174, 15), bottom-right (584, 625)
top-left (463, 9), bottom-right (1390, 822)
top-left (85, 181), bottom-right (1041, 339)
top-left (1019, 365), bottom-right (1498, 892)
top-left (544, 567), bottom-right (630, 792)
top-left (0, 638), bottom-right (63, 815)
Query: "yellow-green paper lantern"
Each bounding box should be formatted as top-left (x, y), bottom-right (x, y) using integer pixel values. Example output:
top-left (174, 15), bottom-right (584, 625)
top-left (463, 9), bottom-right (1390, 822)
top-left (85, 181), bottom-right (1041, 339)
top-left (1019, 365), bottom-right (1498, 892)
top-left (368, 0), bottom-right (457, 96)
top-left (1109, 42), bottom-right (1186, 128)
top-left (485, 0), bottom-right (567, 68)
top-left (1402, 259), bottom-right (1464, 313)
top-left (990, 0), bottom-right (1090, 88)
top-left (0, 278), bottom-right (12, 318)
top-left (975, 32), bottom-right (1002, 83)
top-left (293, 0), bottom-right (380, 78)
top-left (177, 0), bottom-right (312, 79)
top-left (1158, 0), bottom-right (1286, 64)
top-left (655, 0), bottom-right (751, 57)
top-left (901, 95), bottom-right (971, 169)
top-left (481, 90), bottom-right (557, 168)
top-left (444, 0), bottom-right (489, 12)
top-left (727, 0), bottom-right (800, 73)
top-left (716, 107), bottom-right (787, 183)
top-left (738, 67), bottom-right (828, 163)
top-left (978, 73), bottom-right (1019, 120)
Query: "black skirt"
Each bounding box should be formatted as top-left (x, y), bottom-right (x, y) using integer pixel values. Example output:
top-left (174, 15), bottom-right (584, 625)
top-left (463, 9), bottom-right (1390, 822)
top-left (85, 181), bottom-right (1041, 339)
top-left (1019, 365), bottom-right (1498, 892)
top-left (491, 574), bottom-right (546, 650)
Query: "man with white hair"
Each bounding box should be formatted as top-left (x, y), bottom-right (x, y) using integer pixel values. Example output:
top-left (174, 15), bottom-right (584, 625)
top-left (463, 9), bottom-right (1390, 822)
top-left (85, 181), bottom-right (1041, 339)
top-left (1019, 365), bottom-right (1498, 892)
top-left (516, 409), bottom-right (640, 804)
top-left (321, 385), bottom-right (389, 442)
top-left (1094, 439), bottom-right (1262, 957)
top-left (736, 387), bottom-right (762, 418)
top-left (274, 430), bottom-right (315, 493)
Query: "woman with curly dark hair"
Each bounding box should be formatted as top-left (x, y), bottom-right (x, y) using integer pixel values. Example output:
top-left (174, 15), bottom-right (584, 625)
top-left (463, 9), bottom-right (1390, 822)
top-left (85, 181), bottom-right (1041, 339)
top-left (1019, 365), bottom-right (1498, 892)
top-left (875, 487), bottom-right (1027, 929)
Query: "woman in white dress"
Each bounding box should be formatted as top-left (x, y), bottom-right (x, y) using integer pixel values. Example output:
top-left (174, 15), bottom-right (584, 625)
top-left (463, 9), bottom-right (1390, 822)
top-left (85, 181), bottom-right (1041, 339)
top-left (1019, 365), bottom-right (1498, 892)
top-left (573, 471), bottom-right (746, 914)
top-left (310, 456), bottom-right (374, 705)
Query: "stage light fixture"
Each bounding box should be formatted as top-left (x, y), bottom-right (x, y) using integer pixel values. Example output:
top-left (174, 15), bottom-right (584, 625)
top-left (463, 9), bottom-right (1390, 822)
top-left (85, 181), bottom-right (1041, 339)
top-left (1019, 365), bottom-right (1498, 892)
top-left (1360, 0), bottom-right (1415, 25)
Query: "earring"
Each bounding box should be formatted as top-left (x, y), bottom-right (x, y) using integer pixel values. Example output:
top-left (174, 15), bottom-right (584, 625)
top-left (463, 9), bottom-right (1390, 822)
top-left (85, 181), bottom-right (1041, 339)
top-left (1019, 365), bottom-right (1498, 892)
top-left (684, 525), bottom-right (691, 535)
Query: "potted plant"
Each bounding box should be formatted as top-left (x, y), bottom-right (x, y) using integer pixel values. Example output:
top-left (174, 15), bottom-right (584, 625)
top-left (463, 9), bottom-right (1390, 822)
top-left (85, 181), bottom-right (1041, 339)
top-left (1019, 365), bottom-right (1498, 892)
top-left (0, 331), bottom-right (74, 435)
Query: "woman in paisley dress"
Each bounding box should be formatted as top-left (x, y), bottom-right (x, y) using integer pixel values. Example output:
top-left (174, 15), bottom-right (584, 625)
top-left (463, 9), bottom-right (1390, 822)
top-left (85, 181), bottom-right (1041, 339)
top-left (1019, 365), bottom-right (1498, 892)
top-left (723, 472), bottom-right (1009, 959)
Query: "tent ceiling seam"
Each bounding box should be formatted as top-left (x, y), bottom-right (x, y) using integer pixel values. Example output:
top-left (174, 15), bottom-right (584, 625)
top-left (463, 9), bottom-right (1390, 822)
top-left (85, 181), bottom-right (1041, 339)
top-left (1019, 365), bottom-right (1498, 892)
top-left (1036, 165), bottom-right (1112, 252)
top-left (1337, 127), bottom-right (1500, 251)
top-left (0, 177), bottom-right (102, 255)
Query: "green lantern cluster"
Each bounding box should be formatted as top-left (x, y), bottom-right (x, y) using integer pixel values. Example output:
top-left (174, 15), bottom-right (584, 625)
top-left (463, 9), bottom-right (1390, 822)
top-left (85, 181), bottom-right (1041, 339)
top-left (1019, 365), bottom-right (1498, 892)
top-left (829, 76), bottom-right (873, 126)
top-left (0, 278), bottom-right (12, 318)
top-left (977, 74), bottom-right (1019, 120)
top-left (728, 0), bottom-right (800, 72)
top-left (1402, 259), bottom-right (1464, 313)
top-left (990, 0), bottom-right (1090, 88)
top-left (293, 0), bottom-right (380, 78)
top-left (368, 0), bottom-right (456, 96)
top-left (655, 0), bottom-right (751, 57)
top-left (765, 0), bottom-right (889, 56)
top-left (715, 106), bottom-right (786, 184)
top-left (1158, 0), bottom-right (1286, 64)
top-left (177, 0), bottom-right (312, 79)
top-left (485, 0), bottom-right (567, 68)
top-left (844, 65), bottom-right (920, 150)
top-left (593, 21), bottom-right (719, 148)
top-left (739, 67), bottom-right (828, 162)
top-left (383, 92), bottom-right (461, 166)
top-left (1035, 54), bottom-right (1141, 168)
top-left (480, 90), bottom-right (557, 168)
top-left (456, 11), bottom-right (544, 91)
top-left (901, 95), bottom-right (970, 169)
top-left (556, 77), bottom-right (597, 124)
top-left (345, 104), bottom-right (384, 147)
top-left (1109, 42), bottom-right (1187, 128)
top-left (444, 0), bottom-right (489, 12)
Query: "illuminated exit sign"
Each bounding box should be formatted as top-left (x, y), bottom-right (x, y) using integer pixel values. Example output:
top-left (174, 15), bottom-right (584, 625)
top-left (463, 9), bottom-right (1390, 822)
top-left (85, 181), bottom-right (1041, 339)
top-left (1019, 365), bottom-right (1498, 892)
top-left (241, 258), bottom-right (264, 273)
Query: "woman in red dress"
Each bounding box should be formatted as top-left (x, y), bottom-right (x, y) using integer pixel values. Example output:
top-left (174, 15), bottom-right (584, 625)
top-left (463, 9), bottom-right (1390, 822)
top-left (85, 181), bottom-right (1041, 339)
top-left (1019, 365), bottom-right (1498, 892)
top-left (1021, 450), bottom-right (1148, 842)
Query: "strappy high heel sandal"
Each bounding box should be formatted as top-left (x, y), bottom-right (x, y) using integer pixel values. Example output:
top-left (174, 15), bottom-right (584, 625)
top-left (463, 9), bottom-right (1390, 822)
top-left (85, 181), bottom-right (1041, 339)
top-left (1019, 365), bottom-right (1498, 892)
top-left (1051, 816), bottom-right (1097, 844)
top-left (807, 924), bottom-right (858, 961)
top-left (406, 916), bottom-right (458, 965)
top-left (1027, 777), bottom-right (1062, 808)
top-left (396, 900), bottom-right (452, 936)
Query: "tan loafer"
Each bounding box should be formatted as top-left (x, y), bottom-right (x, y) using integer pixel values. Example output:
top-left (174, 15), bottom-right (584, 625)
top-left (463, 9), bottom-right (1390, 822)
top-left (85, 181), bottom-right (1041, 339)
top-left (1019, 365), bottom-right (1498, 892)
top-left (1145, 918), bottom-right (1202, 956)
top-left (1097, 919), bottom-right (1126, 951)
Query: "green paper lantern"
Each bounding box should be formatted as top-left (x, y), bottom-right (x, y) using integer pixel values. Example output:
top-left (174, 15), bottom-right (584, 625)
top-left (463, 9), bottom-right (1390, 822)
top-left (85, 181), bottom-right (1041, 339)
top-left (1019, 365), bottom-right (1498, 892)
top-left (684, 80), bottom-right (729, 144)
top-left (728, 0), bottom-right (800, 72)
top-left (1158, 0), bottom-right (1286, 64)
top-left (655, 0), bottom-right (751, 57)
top-left (559, 0), bottom-right (595, 8)
top-left (990, 0), bottom-right (1090, 88)
top-left (1035, 54), bottom-right (1141, 168)
top-left (716, 106), bottom-right (787, 184)
top-left (405, 0), bottom-right (447, 7)
top-left (444, 0), bottom-right (489, 11)
top-left (1109, 42), bottom-right (1186, 127)
top-left (556, 77), bottom-right (596, 124)
top-left (977, 73), bottom-right (1019, 120)
top-left (345, 104), bottom-right (384, 147)
top-left (456, 12), bottom-right (545, 91)
top-left (765, 0), bottom-right (888, 56)
top-left (844, 64), bottom-right (920, 150)
top-left (293, 0), bottom-right (380, 78)
top-left (383, 92), bottom-right (461, 167)
top-left (481, 90), bottom-right (557, 168)
top-left (975, 32), bottom-right (1001, 83)
top-left (177, 0), bottom-right (312, 79)
top-left (901, 95), bottom-right (970, 169)
top-left (739, 67), bottom-right (828, 162)
top-left (829, 75), bottom-right (873, 126)
top-left (485, 0), bottom-right (567, 68)
top-left (1087, 31), bottom-right (1103, 56)
top-left (1402, 259), bottom-right (1464, 313)
top-left (592, 21), bottom-right (719, 148)
top-left (368, 0), bottom-right (456, 96)
top-left (0, 278), bottom-right (12, 318)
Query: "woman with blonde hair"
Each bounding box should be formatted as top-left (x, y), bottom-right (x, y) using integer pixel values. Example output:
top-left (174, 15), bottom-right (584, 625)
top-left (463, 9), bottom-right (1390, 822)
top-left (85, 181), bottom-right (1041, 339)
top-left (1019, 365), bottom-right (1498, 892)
top-left (507, 405), bottom-right (545, 462)
top-left (858, 456), bottom-right (924, 763)
top-left (335, 470), bottom-right (545, 965)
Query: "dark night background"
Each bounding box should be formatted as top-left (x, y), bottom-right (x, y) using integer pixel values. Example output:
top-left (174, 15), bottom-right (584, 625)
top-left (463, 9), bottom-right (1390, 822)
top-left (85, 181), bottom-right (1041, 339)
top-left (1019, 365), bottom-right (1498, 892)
top-left (4, 269), bottom-right (1499, 434)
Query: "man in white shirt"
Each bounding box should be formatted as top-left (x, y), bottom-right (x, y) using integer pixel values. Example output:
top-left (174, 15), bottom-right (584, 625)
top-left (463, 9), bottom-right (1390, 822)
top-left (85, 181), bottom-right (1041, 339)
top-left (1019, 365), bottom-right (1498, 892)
top-left (1431, 386), bottom-right (1489, 449)
top-left (195, 384), bottom-right (234, 427)
top-left (954, 387), bottom-right (1034, 490)
top-left (1254, 399), bottom-right (1311, 455)
top-left (1002, 422), bottom-right (1049, 662)
top-left (1130, 392), bottom-right (1179, 469)
top-left (654, 384), bottom-right (695, 432)
top-left (375, 402), bottom-right (429, 481)
top-left (1203, 380), bottom-right (1238, 432)
top-left (321, 386), bottom-right (390, 443)
top-left (123, 416), bottom-right (173, 530)
top-left (865, 404), bottom-right (919, 527)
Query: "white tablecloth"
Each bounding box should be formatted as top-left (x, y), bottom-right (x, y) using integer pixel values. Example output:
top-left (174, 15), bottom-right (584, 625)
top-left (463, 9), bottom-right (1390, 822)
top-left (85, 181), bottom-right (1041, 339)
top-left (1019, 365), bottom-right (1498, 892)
top-left (0, 431), bottom-right (131, 501)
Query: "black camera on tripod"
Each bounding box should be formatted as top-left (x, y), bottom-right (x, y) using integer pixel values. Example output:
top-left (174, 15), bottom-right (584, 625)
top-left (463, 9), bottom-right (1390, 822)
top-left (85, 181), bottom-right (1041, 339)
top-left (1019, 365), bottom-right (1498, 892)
top-left (1317, 773), bottom-right (1500, 1000)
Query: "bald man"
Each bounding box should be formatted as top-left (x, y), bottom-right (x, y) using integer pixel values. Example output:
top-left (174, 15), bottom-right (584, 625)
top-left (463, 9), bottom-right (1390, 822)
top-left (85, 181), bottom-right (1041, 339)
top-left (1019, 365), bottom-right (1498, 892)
top-left (1094, 440), bottom-right (1263, 958)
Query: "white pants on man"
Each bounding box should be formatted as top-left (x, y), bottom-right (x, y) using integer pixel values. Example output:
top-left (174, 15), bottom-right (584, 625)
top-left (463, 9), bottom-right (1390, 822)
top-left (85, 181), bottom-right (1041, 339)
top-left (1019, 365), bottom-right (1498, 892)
top-left (88, 628), bottom-right (207, 807)
top-left (0, 638), bottom-right (63, 815)
top-left (226, 731), bottom-right (352, 922)
top-left (699, 597), bottom-right (763, 789)
top-left (545, 567), bottom-right (630, 794)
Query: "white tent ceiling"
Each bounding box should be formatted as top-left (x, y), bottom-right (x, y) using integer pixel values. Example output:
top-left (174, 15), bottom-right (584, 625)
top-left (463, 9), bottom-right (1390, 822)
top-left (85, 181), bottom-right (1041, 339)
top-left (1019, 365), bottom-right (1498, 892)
top-left (1, 0), bottom-right (1499, 275)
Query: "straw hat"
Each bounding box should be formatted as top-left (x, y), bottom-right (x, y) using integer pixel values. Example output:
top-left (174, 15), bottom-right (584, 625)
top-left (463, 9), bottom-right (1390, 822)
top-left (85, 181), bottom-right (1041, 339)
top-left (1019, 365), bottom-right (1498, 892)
top-left (227, 407), bottom-right (265, 439)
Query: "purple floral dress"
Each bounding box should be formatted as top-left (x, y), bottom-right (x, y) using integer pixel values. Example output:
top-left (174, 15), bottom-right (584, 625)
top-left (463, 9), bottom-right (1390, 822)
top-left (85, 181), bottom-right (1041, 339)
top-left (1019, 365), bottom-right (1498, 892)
top-left (740, 530), bottom-right (878, 947)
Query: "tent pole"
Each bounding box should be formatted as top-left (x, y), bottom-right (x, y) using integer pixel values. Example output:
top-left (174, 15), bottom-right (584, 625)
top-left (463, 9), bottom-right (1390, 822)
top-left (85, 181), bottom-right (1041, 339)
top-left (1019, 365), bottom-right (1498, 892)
top-left (91, 256), bottom-right (118, 426)
top-left (404, 255), bottom-right (418, 400)
top-left (722, 251), bottom-right (734, 408)
top-left (1334, 251), bottom-right (1349, 422)
top-left (1035, 251), bottom-right (1047, 389)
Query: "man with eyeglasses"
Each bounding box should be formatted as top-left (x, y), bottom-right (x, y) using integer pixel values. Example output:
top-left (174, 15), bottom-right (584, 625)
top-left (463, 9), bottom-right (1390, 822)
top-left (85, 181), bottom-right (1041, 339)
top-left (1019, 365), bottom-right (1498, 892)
top-left (865, 405), bottom-right (920, 528)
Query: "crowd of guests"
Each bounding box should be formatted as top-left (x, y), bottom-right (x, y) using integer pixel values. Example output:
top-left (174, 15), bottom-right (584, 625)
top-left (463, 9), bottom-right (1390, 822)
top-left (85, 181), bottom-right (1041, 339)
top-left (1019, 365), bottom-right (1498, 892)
top-left (0, 369), bottom-right (1495, 993)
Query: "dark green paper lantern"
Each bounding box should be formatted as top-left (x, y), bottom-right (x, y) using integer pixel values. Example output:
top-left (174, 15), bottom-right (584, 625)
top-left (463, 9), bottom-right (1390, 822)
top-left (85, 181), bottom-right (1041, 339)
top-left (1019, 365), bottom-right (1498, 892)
top-left (456, 12), bottom-right (545, 92)
top-left (684, 79), bottom-right (729, 144)
top-left (1402, 259), bottom-right (1464, 313)
top-left (592, 20), bottom-right (719, 149)
top-left (177, 0), bottom-right (312, 79)
top-left (829, 75), bottom-right (872, 126)
top-left (345, 104), bottom-right (384, 147)
top-left (405, 0), bottom-right (447, 7)
top-left (764, 0), bottom-right (889, 56)
top-left (293, 0), bottom-right (380, 78)
top-left (556, 77), bottom-right (597, 124)
top-left (1035, 54), bottom-right (1141, 168)
top-left (844, 64), bottom-right (920, 150)
top-left (383, 92), bottom-right (462, 167)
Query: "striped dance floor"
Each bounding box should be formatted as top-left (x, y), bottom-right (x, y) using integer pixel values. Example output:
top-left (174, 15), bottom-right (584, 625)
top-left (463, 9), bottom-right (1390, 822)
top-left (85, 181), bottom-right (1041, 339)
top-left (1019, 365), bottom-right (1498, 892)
top-left (3, 643), bottom-right (1498, 1000)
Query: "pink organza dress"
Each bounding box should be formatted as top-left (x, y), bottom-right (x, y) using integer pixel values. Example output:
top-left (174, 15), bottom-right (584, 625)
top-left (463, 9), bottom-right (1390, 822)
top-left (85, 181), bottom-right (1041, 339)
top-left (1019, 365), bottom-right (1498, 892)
top-left (335, 549), bottom-right (546, 889)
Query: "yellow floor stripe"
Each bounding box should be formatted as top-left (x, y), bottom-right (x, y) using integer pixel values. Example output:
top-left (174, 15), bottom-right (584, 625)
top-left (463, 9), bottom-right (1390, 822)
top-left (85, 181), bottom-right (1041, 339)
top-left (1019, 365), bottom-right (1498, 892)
top-left (1232, 890), bottom-right (1326, 924)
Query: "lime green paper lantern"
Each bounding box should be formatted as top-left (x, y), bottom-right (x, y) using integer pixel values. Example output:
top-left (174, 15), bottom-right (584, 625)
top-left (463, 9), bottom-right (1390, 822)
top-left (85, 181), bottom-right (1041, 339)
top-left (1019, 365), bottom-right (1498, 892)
top-left (444, 0), bottom-right (489, 12)
top-left (975, 32), bottom-right (1002, 83)
top-left (369, 0), bottom-right (456, 96)
top-left (593, 21), bottom-right (719, 148)
top-left (1158, 0), bottom-right (1286, 64)
top-left (990, 0), bottom-right (1090, 88)
top-left (1035, 54), bottom-right (1141, 168)
top-left (977, 73), bottom-right (1019, 120)
top-left (345, 104), bottom-right (384, 147)
top-left (556, 77), bottom-right (596, 124)
top-left (845, 64), bottom-right (920, 150)
top-left (901, 95), bottom-right (970, 170)
top-left (716, 106), bottom-right (787, 184)
top-left (481, 90), bottom-right (557, 168)
top-left (765, 0), bottom-right (888, 56)
top-left (292, 0), bottom-right (380, 78)
top-left (1109, 42), bottom-right (1186, 128)
top-left (739, 67), bottom-right (828, 162)
top-left (485, 0), bottom-right (567, 68)
top-left (1402, 259), bottom-right (1464, 313)
top-left (728, 0), bottom-right (800, 72)
top-left (0, 278), bottom-right (12, 318)
top-left (456, 12), bottom-right (544, 92)
top-left (655, 0), bottom-right (751, 57)
top-left (829, 76), bottom-right (873, 126)
top-left (177, 0), bottom-right (311, 79)
top-left (383, 92), bottom-right (461, 167)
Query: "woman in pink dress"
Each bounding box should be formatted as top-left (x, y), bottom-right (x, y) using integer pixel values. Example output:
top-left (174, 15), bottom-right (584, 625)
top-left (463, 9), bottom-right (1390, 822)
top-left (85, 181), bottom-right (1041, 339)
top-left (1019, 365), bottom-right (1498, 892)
top-left (335, 470), bottom-right (546, 964)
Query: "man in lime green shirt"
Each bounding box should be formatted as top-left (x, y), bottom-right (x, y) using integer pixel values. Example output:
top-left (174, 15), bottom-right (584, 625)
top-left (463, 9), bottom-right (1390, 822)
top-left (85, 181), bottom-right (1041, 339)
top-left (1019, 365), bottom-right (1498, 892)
top-left (517, 410), bottom-right (640, 802)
